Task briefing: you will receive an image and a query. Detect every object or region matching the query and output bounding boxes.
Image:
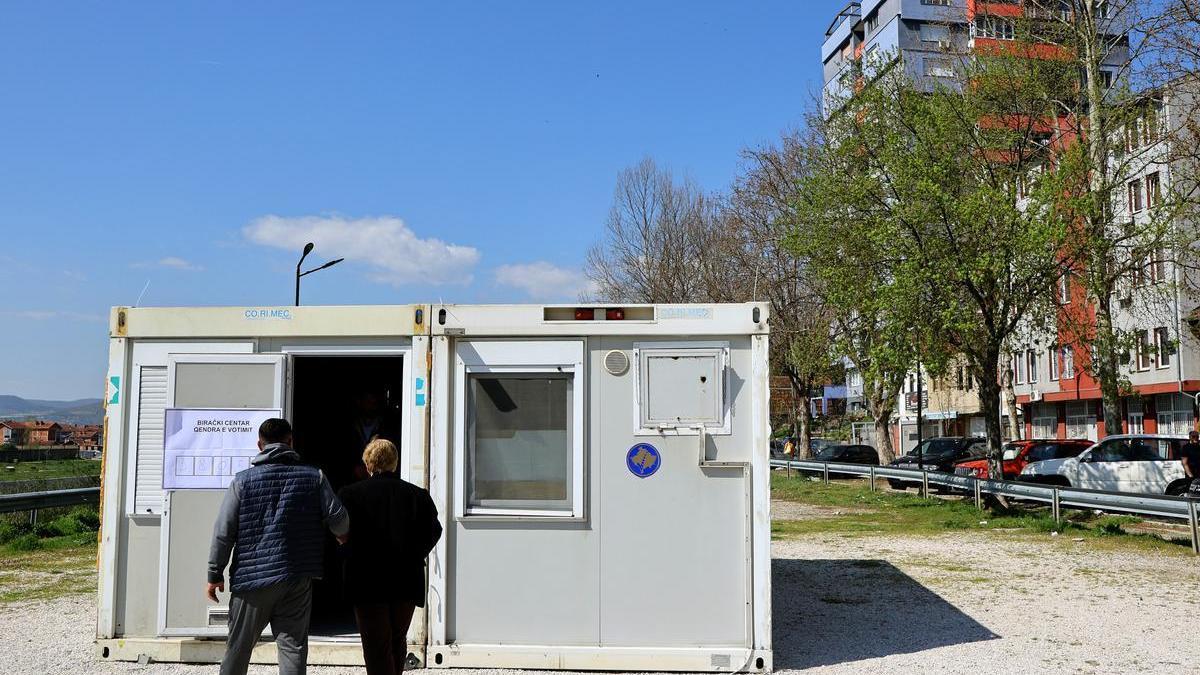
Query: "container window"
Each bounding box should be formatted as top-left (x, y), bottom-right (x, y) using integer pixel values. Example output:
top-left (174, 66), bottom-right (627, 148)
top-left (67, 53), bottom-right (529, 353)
top-left (454, 340), bottom-right (585, 519)
top-left (468, 374), bottom-right (573, 513)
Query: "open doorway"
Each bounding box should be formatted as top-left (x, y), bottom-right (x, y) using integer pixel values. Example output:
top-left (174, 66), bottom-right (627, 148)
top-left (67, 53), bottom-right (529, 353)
top-left (290, 354), bottom-right (405, 638)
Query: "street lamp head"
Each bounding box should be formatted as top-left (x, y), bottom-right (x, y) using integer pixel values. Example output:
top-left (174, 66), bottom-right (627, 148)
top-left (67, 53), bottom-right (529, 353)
top-left (303, 242), bottom-right (315, 256)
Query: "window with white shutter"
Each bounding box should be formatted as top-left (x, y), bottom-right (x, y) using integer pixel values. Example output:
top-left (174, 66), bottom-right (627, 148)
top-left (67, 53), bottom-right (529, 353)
top-left (133, 366), bottom-right (168, 515)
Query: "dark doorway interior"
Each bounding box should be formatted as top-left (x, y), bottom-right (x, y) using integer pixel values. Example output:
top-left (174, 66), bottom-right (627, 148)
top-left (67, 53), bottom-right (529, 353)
top-left (291, 355), bottom-right (405, 638)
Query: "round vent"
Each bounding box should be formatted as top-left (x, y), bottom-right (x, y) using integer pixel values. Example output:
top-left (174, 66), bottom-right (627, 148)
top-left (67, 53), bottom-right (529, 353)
top-left (604, 350), bottom-right (630, 376)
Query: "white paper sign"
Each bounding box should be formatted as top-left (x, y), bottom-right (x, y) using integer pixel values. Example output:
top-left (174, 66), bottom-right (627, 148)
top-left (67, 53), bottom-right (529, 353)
top-left (162, 408), bottom-right (281, 490)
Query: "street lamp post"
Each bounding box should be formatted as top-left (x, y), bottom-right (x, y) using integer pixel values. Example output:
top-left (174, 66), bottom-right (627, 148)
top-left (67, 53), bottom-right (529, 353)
top-left (294, 242), bottom-right (344, 306)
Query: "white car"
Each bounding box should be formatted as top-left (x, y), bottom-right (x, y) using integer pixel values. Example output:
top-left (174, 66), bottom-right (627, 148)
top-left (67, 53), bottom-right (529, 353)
top-left (1019, 434), bottom-right (1192, 495)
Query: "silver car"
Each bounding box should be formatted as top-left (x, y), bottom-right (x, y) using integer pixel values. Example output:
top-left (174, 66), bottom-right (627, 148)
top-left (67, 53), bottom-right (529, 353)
top-left (1019, 434), bottom-right (1191, 495)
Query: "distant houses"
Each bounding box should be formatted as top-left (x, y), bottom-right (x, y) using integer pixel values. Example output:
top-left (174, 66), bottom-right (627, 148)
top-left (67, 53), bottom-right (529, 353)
top-left (0, 419), bottom-right (101, 449)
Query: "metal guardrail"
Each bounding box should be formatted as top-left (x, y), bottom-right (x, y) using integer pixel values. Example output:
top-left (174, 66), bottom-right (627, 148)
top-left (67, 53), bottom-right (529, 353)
top-left (771, 458), bottom-right (1200, 554)
top-left (0, 487), bottom-right (100, 524)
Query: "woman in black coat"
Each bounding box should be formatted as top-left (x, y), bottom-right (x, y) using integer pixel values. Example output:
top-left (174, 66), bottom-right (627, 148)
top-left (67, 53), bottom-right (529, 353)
top-left (337, 438), bottom-right (442, 675)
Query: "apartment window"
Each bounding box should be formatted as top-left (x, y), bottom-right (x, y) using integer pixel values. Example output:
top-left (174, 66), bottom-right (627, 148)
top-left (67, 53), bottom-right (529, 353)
top-left (973, 15), bottom-right (1015, 40)
top-left (1062, 345), bottom-right (1075, 379)
top-left (1144, 105), bottom-right (1161, 145)
top-left (924, 57), bottom-right (955, 78)
top-left (1013, 353), bottom-right (1025, 385)
top-left (920, 24), bottom-right (951, 45)
top-left (1027, 349), bottom-right (1039, 384)
top-left (1156, 327), bottom-right (1174, 368)
top-left (1136, 329), bottom-right (1152, 371)
top-left (1066, 401), bottom-right (1096, 441)
top-left (1128, 179), bottom-right (1144, 212)
top-left (865, 11), bottom-right (879, 34)
top-left (1100, 70), bottom-right (1115, 89)
top-left (1128, 398), bottom-right (1144, 434)
top-left (1157, 393), bottom-right (1195, 436)
top-left (865, 43), bottom-right (879, 61)
top-left (921, 0), bottom-right (952, 5)
top-left (1059, 272), bottom-right (1071, 304)
top-left (1149, 246), bottom-right (1169, 284)
top-left (1049, 345), bottom-right (1060, 381)
top-left (1145, 172), bottom-right (1161, 208)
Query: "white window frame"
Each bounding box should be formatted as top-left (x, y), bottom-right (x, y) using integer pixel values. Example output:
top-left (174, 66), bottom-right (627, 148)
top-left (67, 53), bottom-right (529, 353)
top-left (1135, 329), bottom-right (1152, 371)
top-left (1014, 353), bottom-right (1025, 385)
top-left (1048, 345), bottom-right (1060, 381)
top-left (1026, 349), bottom-right (1039, 384)
top-left (453, 340), bottom-right (585, 520)
top-left (1155, 327), bottom-right (1172, 369)
top-left (633, 341), bottom-right (732, 436)
top-left (1062, 345), bottom-right (1075, 379)
top-left (123, 342), bottom-right (253, 517)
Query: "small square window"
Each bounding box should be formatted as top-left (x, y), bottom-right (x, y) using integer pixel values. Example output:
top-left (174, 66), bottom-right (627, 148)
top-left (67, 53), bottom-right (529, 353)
top-left (636, 343), bottom-right (729, 434)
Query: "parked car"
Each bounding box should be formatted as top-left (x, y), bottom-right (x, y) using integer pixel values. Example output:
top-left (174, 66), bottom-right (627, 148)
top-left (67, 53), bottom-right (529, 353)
top-left (810, 438), bottom-right (840, 455)
top-left (887, 437), bottom-right (987, 489)
top-left (809, 443), bottom-right (879, 476)
top-left (953, 439), bottom-right (1092, 480)
top-left (1019, 434), bottom-right (1191, 495)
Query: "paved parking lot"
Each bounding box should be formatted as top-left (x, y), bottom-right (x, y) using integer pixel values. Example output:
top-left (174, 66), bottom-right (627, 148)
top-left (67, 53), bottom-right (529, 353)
top-left (4, 529), bottom-right (1199, 674)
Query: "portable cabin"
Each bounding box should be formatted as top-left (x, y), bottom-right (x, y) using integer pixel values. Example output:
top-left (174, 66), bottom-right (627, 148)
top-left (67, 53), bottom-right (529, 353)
top-left (96, 302), bottom-right (772, 672)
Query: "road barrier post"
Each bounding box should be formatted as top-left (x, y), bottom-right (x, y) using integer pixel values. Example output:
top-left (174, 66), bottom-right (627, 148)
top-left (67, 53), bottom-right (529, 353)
top-left (869, 466), bottom-right (877, 492)
top-left (921, 471), bottom-right (929, 499)
top-left (1189, 500), bottom-right (1199, 556)
top-left (786, 459), bottom-right (791, 480)
top-left (1052, 488), bottom-right (1062, 524)
top-left (973, 478), bottom-right (982, 510)
top-left (823, 463), bottom-right (830, 484)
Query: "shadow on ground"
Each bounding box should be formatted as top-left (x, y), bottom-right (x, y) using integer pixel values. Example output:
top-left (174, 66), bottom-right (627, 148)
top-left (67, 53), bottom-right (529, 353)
top-left (773, 558), bottom-right (998, 670)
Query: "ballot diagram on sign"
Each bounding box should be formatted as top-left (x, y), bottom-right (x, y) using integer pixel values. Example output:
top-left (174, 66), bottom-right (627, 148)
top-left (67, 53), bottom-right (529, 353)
top-left (162, 408), bottom-right (281, 490)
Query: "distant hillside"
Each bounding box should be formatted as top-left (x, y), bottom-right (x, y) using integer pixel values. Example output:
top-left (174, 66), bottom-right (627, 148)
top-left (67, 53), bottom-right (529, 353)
top-left (0, 395), bottom-right (104, 425)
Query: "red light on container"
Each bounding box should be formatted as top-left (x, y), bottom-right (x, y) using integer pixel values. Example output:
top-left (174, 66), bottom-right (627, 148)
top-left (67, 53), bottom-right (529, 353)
top-left (574, 308), bottom-right (595, 320)
top-left (606, 308), bottom-right (625, 320)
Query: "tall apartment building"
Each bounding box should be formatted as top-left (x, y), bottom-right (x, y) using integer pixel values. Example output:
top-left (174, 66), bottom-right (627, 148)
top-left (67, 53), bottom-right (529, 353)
top-left (820, 1), bottom-right (1191, 447)
top-left (822, 1), bottom-right (1129, 111)
top-left (1012, 80), bottom-right (1200, 442)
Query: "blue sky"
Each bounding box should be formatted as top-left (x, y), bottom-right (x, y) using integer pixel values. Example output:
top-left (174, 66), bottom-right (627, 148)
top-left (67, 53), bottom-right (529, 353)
top-left (0, 2), bottom-right (829, 400)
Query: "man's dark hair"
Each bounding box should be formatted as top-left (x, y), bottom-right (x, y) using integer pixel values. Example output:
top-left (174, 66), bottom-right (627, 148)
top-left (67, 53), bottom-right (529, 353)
top-left (259, 418), bottom-right (292, 444)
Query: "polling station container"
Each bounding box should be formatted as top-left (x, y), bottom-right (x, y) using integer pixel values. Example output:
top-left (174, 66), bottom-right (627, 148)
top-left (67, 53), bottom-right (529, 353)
top-left (95, 302), bottom-right (772, 672)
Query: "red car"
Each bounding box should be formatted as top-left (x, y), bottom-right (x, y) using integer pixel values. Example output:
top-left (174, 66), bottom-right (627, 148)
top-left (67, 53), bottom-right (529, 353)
top-left (953, 439), bottom-right (1093, 480)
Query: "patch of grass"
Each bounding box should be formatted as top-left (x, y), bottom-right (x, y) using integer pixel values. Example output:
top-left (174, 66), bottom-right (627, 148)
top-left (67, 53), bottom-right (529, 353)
top-left (0, 536), bottom-right (96, 603)
top-left (7, 534), bottom-right (43, 552)
top-left (0, 459), bottom-right (101, 482)
top-left (770, 473), bottom-right (1192, 555)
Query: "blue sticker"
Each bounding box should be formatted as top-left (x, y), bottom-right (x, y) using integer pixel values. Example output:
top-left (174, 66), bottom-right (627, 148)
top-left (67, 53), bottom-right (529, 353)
top-left (416, 393), bottom-right (426, 407)
top-left (626, 443), bottom-right (661, 478)
top-left (108, 375), bottom-right (120, 405)
top-left (416, 377), bottom-right (425, 391)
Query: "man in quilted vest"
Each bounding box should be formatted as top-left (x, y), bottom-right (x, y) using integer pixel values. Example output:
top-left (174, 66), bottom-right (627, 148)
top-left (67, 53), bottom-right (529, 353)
top-left (206, 417), bottom-right (349, 675)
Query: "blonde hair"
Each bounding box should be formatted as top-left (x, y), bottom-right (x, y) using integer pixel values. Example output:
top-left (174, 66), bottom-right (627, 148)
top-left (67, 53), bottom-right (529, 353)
top-left (363, 438), bottom-right (399, 474)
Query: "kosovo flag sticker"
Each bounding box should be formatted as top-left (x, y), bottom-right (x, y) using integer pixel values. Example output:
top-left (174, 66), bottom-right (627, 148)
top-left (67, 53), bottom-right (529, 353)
top-left (626, 443), bottom-right (662, 478)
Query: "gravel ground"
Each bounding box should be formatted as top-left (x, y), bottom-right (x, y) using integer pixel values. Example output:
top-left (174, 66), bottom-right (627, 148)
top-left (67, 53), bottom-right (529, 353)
top-left (4, 532), bottom-right (1199, 675)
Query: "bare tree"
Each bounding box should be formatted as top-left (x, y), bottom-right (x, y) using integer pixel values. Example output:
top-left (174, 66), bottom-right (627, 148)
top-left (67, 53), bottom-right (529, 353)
top-left (585, 158), bottom-right (737, 303)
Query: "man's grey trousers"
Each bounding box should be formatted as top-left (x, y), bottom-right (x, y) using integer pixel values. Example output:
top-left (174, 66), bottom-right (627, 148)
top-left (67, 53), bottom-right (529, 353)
top-left (220, 578), bottom-right (313, 675)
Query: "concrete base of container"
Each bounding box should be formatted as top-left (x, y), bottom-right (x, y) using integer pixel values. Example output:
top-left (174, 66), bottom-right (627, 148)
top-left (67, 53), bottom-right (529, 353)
top-left (96, 637), bottom-right (424, 668)
top-left (426, 644), bottom-right (772, 672)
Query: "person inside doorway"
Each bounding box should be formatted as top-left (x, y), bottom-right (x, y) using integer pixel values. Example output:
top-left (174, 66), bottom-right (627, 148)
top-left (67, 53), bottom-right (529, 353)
top-left (1181, 430), bottom-right (1200, 498)
top-left (338, 388), bottom-right (402, 486)
top-left (338, 438), bottom-right (442, 675)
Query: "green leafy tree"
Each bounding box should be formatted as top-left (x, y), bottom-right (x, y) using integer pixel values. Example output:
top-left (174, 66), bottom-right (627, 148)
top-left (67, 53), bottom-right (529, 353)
top-left (795, 50), bottom-right (1077, 473)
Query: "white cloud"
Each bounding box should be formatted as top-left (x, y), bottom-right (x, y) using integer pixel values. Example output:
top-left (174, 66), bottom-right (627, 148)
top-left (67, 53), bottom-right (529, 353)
top-left (244, 214), bottom-right (480, 286)
top-left (131, 257), bottom-right (203, 271)
top-left (495, 261), bottom-right (596, 301)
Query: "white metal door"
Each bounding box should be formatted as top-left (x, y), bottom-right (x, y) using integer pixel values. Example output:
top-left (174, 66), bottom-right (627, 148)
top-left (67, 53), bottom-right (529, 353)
top-left (158, 353), bottom-right (286, 637)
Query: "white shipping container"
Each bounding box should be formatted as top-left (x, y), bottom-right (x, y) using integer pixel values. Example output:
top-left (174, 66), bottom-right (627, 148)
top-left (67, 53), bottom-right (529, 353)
top-left (96, 302), bottom-right (772, 672)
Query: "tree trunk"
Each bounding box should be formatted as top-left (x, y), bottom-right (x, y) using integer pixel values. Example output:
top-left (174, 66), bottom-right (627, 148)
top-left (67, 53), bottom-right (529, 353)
top-left (790, 373), bottom-right (814, 459)
top-left (1095, 300), bottom-right (1124, 434)
top-left (866, 379), bottom-right (897, 464)
top-left (1002, 367), bottom-right (1021, 444)
top-left (978, 349), bottom-right (1007, 480)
